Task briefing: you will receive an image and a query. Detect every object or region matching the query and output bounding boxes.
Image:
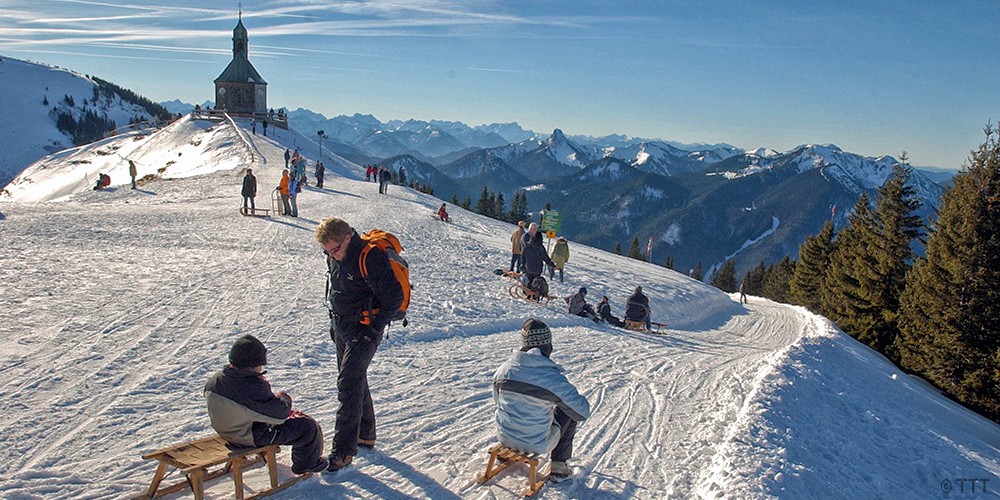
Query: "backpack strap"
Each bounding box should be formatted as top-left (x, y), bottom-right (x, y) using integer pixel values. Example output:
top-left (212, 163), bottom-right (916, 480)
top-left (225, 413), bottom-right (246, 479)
top-left (357, 243), bottom-right (379, 327)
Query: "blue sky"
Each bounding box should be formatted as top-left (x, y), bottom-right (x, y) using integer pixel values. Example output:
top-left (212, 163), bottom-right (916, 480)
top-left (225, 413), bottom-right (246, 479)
top-left (1, 0), bottom-right (997, 169)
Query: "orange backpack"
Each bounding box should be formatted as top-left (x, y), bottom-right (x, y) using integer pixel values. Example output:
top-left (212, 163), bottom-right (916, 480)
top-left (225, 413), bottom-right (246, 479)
top-left (358, 229), bottom-right (410, 326)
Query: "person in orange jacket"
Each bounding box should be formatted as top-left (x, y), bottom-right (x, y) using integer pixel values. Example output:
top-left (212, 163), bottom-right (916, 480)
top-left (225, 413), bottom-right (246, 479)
top-left (277, 169), bottom-right (291, 215)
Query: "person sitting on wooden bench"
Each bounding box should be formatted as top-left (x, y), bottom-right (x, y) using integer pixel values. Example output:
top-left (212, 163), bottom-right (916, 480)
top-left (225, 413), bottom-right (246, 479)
top-left (492, 319), bottom-right (591, 480)
top-left (205, 334), bottom-right (329, 475)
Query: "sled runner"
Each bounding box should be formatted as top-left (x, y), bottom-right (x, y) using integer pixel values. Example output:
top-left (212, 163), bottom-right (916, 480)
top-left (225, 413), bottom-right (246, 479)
top-left (624, 320), bottom-right (666, 334)
top-left (240, 206), bottom-right (271, 217)
top-left (477, 444), bottom-right (547, 497)
top-left (509, 283), bottom-right (551, 304)
top-left (134, 435), bottom-right (309, 500)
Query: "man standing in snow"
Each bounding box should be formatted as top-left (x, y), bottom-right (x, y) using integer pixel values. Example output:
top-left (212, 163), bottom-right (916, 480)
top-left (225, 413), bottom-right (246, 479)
top-left (510, 221), bottom-right (526, 273)
top-left (315, 161), bottom-right (325, 189)
top-left (128, 160), bottom-right (138, 189)
top-left (205, 335), bottom-right (328, 475)
top-left (492, 319), bottom-right (591, 479)
top-left (520, 223), bottom-right (554, 289)
top-left (316, 218), bottom-right (404, 472)
top-left (284, 148), bottom-right (291, 169)
top-left (241, 168), bottom-right (257, 214)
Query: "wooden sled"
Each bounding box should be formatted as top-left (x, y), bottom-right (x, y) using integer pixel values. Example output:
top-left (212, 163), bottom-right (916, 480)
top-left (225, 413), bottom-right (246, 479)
top-left (624, 319), bottom-right (666, 334)
top-left (134, 435), bottom-right (309, 500)
top-left (240, 206), bottom-right (272, 217)
top-left (477, 444), bottom-right (547, 497)
top-left (496, 270), bottom-right (522, 282)
top-left (508, 284), bottom-right (551, 305)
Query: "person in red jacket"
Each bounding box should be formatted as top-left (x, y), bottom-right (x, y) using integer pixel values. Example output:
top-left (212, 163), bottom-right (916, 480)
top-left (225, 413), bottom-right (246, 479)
top-left (437, 203), bottom-right (450, 222)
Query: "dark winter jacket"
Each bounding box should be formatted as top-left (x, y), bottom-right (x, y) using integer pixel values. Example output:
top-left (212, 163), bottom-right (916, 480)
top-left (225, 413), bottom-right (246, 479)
top-left (521, 233), bottom-right (553, 276)
top-left (315, 163), bottom-right (325, 179)
top-left (327, 231), bottom-right (404, 337)
top-left (204, 366), bottom-right (290, 448)
top-left (598, 300), bottom-right (624, 327)
top-left (242, 172), bottom-right (257, 197)
top-left (625, 287), bottom-right (651, 322)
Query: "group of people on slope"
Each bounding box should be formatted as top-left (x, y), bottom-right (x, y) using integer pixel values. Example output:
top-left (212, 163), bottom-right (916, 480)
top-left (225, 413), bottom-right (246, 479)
top-left (508, 221), bottom-right (656, 329)
top-left (562, 285), bottom-right (652, 329)
top-left (510, 221), bottom-right (572, 284)
top-left (242, 155), bottom-right (326, 218)
top-left (206, 217), bottom-right (587, 480)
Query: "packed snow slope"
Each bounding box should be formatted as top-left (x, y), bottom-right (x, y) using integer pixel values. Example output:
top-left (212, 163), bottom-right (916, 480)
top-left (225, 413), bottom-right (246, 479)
top-left (0, 118), bottom-right (997, 499)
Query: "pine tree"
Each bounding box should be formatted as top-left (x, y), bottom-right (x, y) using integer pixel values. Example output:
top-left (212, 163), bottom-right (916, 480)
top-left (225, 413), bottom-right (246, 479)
top-left (664, 255), bottom-right (674, 270)
top-left (43, 95), bottom-right (49, 106)
top-left (789, 221), bottom-right (835, 312)
top-left (613, 242), bottom-right (622, 255)
top-left (461, 195), bottom-right (472, 210)
top-left (822, 166), bottom-right (923, 361)
top-left (691, 262), bottom-right (703, 281)
top-left (494, 192), bottom-right (506, 222)
top-left (475, 186), bottom-right (492, 216)
top-left (509, 191), bottom-right (529, 223)
top-left (450, 194), bottom-right (459, 205)
top-left (710, 259), bottom-right (738, 292)
top-left (898, 126), bottom-right (1000, 421)
top-left (626, 237), bottom-right (646, 261)
top-left (741, 261), bottom-right (767, 296)
top-left (821, 193), bottom-right (879, 336)
top-left (761, 256), bottom-right (796, 303)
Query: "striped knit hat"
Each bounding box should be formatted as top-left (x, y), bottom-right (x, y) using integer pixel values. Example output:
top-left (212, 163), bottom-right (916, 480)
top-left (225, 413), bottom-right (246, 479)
top-left (521, 318), bottom-right (552, 350)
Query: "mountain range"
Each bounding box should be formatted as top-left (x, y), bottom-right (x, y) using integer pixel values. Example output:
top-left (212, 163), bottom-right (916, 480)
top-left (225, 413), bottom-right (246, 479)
top-left (6, 55), bottom-right (949, 277)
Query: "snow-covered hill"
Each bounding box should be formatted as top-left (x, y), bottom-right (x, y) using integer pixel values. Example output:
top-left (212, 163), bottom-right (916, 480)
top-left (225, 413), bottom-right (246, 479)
top-left (0, 121), bottom-right (996, 499)
top-left (0, 56), bottom-right (160, 189)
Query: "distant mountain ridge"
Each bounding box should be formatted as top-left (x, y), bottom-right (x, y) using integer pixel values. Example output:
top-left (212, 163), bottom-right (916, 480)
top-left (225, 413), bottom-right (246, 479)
top-left (169, 101), bottom-right (948, 277)
top-left (0, 60), bottom-right (953, 279)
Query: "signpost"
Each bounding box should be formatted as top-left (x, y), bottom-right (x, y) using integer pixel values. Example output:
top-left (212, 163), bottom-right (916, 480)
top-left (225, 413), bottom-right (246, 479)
top-left (540, 210), bottom-right (561, 252)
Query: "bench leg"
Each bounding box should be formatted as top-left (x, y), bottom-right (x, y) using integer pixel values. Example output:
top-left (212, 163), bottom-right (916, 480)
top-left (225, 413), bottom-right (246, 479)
top-left (524, 458), bottom-right (545, 497)
top-left (189, 470), bottom-right (205, 500)
top-left (231, 456), bottom-right (245, 500)
top-left (478, 446), bottom-right (514, 484)
top-left (144, 460), bottom-right (169, 498)
top-left (265, 448), bottom-right (279, 488)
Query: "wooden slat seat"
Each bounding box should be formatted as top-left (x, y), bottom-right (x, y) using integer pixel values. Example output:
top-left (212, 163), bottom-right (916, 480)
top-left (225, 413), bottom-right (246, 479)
top-left (134, 435), bottom-right (308, 500)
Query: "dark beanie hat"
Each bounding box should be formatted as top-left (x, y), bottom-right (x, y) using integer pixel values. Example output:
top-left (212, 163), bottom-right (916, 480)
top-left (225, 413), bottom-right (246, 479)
top-left (229, 334), bottom-right (267, 368)
top-left (521, 318), bottom-right (552, 350)
top-left (579, 287), bottom-right (587, 295)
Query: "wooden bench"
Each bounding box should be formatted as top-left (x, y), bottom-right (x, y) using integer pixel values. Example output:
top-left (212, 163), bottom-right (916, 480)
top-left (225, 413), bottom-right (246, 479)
top-left (624, 319), bottom-right (666, 334)
top-left (477, 444), bottom-right (547, 497)
top-left (134, 435), bottom-right (308, 500)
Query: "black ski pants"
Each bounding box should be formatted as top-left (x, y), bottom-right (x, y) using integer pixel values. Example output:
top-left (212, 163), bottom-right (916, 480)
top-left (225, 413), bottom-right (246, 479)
top-left (332, 323), bottom-right (381, 457)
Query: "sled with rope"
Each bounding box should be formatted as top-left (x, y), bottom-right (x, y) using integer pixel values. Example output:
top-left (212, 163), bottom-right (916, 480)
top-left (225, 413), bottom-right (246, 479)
top-left (133, 435), bottom-right (309, 500)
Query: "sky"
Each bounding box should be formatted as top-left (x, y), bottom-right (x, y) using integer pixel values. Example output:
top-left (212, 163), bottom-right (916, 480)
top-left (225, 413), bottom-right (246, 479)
top-left (1, 116), bottom-right (997, 498)
top-left (1, 0), bottom-right (998, 169)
